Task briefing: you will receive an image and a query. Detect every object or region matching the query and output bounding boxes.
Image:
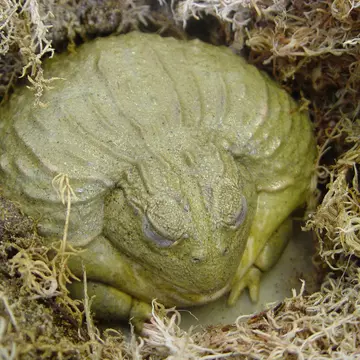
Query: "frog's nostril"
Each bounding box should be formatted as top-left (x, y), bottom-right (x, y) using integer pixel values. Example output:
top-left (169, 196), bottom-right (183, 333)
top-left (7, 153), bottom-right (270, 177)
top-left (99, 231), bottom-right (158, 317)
top-left (191, 251), bottom-right (206, 263)
top-left (191, 249), bottom-right (206, 263)
top-left (192, 257), bottom-right (202, 263)
top-left (222, 247), bottom-right (229, 256)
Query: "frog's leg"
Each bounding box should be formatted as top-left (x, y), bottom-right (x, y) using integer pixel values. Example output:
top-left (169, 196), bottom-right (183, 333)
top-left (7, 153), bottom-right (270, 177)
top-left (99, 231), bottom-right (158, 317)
top-left (228, 186), bottom-right (304, 305)
top-left (254, 218), bottom-right (292, 272)
top-left (68, 281), bottom-right (151, 332)
top-left (66, 235), bottom-right (152, 331)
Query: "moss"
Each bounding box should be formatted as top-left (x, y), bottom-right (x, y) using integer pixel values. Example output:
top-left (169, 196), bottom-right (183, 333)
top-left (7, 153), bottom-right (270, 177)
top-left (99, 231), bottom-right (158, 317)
top-left (0, 0), bottom-right (157, 104)
top-left (305, 118), bottom-right (360, 268)
top-left (1, 0), bottom-right (360, 358)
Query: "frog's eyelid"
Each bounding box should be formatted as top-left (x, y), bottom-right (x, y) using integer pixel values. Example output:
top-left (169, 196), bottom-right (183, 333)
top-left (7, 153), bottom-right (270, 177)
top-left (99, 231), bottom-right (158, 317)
top-left (234, 196), bottom-right (247, 228)
top-left (142, 216), bottom-right (174, 247)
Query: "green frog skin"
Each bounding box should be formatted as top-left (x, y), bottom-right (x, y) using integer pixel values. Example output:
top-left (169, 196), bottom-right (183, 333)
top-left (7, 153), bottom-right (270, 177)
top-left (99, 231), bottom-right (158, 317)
top-left (0, 32), bottom-right (315, 329)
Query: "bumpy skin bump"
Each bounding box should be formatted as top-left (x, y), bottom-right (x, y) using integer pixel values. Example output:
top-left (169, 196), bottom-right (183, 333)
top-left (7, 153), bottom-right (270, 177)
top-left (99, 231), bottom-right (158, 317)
top-left (0, 32), bottom-right (315, 327)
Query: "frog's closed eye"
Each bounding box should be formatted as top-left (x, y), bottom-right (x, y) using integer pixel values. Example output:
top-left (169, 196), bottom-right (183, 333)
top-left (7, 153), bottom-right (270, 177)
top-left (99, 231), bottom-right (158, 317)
top-left (142, 216), bottom-right (175, 247)
top-left (234, 196), bottom-right (247, 228)
top-left (226, 196), bottom-right (247, 229)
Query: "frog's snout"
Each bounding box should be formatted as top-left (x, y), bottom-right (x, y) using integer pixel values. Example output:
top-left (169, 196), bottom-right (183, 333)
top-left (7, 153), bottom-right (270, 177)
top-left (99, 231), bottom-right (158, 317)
top-left (182, 245), bottom-right (237, 294)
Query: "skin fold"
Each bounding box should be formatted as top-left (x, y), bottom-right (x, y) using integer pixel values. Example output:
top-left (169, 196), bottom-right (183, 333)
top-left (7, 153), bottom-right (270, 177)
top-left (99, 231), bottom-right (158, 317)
top-left (0, 32), bottom-right (316, 330)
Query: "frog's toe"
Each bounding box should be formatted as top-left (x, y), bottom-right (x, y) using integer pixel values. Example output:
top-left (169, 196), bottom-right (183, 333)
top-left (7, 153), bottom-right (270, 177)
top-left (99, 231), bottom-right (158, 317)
top-left (130, 299), bottom-right (152, 333)
top-left (228, 266), bottom-right (262, 306)
top-left (68, 281), bottom-right (152, 332)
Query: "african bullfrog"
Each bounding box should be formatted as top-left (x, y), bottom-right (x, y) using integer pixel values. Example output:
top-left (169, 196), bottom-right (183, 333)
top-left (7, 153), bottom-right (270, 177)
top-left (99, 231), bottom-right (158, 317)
top-left (0, 32), bottom-right (315, 329)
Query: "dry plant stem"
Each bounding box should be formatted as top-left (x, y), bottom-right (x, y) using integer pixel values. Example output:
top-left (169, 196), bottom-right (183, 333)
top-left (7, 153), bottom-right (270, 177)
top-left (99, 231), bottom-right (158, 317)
top-left (82, 268), bottom-right (102, 360)
top-left (0, 293), bottom-right (18, 332)
top-left (48, 173), bottom-right (82, 317)
top-left (51, 173), bottom-right (78, 253)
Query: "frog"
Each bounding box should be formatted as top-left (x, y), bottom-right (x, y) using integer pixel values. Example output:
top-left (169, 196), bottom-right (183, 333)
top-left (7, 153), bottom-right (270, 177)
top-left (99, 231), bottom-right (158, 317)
top-left (0, 31), bottom-right (315, 330)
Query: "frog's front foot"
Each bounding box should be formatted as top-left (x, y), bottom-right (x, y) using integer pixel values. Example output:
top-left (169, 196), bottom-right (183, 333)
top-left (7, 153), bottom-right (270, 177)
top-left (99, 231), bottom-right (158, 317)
top-left (228, 266), bottom-right (262, 305)
top-left (228, 218), bottom-right (292, 306)
top-left (68, 281), bottom-right (152, 333)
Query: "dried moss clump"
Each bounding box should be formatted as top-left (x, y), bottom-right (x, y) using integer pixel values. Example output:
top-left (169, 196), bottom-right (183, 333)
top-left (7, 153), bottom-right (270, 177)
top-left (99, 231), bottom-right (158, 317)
top-left (0, 0), bottom-right (156, 103)
top-left (0, 0), bottom-right (55, 103)
top-left (177, 0), bottom-right (360, 125)
top-left (306, 118), bottom-right (360, 270)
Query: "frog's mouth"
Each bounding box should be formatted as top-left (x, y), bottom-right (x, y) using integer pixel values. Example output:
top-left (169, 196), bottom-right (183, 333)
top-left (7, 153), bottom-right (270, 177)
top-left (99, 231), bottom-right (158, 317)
top-left (138, 260), bottom-right (233, 306)
top-left (137, 255), bottom-right (236, 307)
top-left (166, 281), bottom-right (231, 307)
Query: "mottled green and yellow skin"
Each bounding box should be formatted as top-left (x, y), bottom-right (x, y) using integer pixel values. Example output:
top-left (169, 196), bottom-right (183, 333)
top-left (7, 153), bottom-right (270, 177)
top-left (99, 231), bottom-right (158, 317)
top-left (0, 32), bottom-right (315, 328)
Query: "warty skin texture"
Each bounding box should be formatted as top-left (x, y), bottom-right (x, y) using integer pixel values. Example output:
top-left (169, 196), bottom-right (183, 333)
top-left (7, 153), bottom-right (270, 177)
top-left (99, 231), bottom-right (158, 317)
top-left (0, 32), bottom-right (316, 328)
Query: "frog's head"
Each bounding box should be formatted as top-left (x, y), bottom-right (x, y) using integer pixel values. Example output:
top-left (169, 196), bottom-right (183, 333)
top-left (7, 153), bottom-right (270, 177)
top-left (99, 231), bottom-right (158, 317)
top-left (104, 145), bottom-right (256, 296)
